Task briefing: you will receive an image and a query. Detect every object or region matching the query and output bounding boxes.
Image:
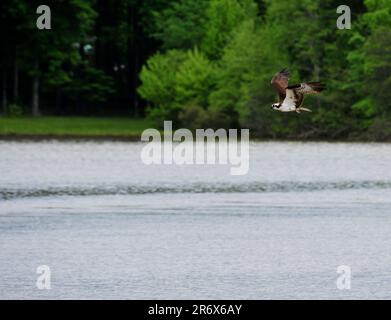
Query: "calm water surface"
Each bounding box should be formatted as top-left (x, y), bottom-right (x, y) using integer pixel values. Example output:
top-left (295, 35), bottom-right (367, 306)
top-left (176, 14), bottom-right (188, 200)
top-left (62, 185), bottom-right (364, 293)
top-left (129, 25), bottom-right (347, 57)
top-left (0, 141), bottom-right (391, 299)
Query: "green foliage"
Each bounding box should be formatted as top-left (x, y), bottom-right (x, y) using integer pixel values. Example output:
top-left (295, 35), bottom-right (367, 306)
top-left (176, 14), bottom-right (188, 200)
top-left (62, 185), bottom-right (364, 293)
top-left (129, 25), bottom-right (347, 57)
top-left (202, 0), bottom-right (258, 59)
top-left (347, 0), bottom-right (391, 126)
top-left (175, 49), bottom-right (217, 107)
top-left (138, 50), bottom-right (187, 108)
top-left (141, 0), bottom-right (371, 137)
top-left (209, 20), bottom-right (291, 129)
top-left (94, 0), bottom-right (130, 56)
top-left (368, 118), bottom-right (391, 141)
top-left (3, 0), bottom-right (118, 113)
top-left (63, 64), bottom-right (115, 103)
top-left (152, 0), bottom-right (208, 49)
top-left (146, 104), bottom-right (181, 125)
top-left (20, 0), bottom-right (97, 71)
top-left (4, 0), bottom-right (391, 140)
top-left (6, 104), bottom-right (24, 117)
top-left (178, 104), bottom-right (209, 130)
top-left (361, 26), bottom-right (391, 116)
top-left (139, 49), bottom-right (216, 123)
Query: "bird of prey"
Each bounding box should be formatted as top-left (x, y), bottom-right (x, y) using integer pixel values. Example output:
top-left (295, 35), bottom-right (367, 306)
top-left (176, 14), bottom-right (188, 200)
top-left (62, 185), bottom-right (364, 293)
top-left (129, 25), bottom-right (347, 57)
top-left (271, 69), bottom-right (326, 113)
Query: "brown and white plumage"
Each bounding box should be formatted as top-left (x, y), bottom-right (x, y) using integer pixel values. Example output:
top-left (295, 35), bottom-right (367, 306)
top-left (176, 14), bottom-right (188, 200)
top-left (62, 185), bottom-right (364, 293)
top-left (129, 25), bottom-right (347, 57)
top-left (271, 69), bottom-right (326, 113)
top-left (271, 68), bottom-right (290, 104)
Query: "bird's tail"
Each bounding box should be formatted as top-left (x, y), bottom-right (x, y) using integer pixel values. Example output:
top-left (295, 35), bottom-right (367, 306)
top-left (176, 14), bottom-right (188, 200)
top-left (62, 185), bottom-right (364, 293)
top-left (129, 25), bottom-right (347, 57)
top-left (296, 107), bottom-right (312, 113)
top-left (306, 82), bottom-right (326, 93)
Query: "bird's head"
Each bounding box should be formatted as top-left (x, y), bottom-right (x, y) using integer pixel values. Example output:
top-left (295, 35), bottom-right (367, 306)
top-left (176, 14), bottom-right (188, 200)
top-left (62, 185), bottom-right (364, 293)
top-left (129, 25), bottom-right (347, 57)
top-left (271, 103), bottom-right (280, 110)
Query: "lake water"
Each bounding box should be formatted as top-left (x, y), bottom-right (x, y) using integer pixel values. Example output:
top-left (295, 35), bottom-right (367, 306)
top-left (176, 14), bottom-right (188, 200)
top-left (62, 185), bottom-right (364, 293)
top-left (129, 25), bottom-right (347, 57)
top-left (1, 141), bottom-right (391, 299)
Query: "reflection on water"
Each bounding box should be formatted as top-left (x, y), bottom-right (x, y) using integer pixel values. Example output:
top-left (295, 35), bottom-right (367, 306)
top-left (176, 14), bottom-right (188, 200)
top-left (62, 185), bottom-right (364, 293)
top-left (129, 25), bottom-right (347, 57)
top-left (1, 141), bottom-right (391, 299)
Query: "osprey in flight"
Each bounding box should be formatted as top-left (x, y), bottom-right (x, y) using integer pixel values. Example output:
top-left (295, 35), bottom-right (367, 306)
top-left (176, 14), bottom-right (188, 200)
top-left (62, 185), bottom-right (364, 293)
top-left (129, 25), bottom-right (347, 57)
top-left (271, 69), bottom-right (326, 113)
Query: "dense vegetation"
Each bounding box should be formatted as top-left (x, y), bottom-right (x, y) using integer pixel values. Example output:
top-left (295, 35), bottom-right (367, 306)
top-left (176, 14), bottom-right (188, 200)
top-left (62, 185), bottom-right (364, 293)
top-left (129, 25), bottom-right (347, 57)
top-left (1, 0), bottom-right (391, 140)
top-left (0, 0), bottom-right (162, 117)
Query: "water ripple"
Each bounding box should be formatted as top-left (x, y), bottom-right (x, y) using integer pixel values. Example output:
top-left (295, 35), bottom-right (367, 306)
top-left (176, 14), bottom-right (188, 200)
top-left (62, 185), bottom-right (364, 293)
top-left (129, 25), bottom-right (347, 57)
top-left (1, 180), bottom-right (391, 200)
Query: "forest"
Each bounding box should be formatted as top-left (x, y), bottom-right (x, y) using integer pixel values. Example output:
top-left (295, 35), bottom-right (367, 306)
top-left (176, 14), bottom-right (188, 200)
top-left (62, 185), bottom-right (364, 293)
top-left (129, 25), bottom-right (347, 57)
top-left (1, 0), bottom-right (391, 140)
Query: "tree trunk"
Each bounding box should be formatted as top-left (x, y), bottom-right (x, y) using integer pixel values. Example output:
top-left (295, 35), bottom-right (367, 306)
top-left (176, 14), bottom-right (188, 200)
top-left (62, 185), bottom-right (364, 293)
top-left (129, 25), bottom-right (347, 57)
top-left (13, 59), bottom-right (19, 103)
top-left (1, 70), bottom-right (6, 115)
top-left (55, 88), bottom-right (63, 114)
top-left (133, 47), bottom-right (139, 117)
top-left (313, 63), bottom-right (321, 109)
top-left (32, 76), bottom-right (40, 116)
top-left (32, 61), bottom-right (40, 117)
top-left (128, 3), bottom-right (140, 117)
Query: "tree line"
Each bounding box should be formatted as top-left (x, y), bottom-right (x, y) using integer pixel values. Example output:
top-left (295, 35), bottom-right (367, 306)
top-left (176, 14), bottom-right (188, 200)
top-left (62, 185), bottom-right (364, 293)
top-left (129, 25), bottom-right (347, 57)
top-left (1, 0), bottom-right (391, 140)
top-left (0, 0), bottom-right (163, 117)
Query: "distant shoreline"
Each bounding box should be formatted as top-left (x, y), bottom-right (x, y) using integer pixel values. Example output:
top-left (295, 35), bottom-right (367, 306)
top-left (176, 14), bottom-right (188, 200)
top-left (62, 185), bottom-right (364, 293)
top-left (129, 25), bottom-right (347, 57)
top-left (0, 133), bottom-right (389, 143)
top-left (0, 116), bottom-right (151, 142)
top-left (0, 116), bottom-right (389, 143)
top-left (0, 134), bottom-right (141, 142)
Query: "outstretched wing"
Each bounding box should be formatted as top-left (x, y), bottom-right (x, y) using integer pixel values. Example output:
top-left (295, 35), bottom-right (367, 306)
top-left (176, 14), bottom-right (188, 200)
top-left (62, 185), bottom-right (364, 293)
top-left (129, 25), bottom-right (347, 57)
top-left (288, 82), bottom-right (326, 95)
top-left (271, 69), bottom-right (290, 103)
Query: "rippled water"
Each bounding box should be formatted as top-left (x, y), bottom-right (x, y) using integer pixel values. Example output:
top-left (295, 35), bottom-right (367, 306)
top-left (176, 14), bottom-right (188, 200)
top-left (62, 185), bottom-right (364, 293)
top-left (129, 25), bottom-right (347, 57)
top-left (1, 141), bottom-right (391, 299)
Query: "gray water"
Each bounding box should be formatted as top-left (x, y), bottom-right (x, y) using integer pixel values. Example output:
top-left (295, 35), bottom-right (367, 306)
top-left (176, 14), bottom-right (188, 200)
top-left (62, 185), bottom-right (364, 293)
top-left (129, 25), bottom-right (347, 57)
top-left (1, 141), bottom-right (391, 299)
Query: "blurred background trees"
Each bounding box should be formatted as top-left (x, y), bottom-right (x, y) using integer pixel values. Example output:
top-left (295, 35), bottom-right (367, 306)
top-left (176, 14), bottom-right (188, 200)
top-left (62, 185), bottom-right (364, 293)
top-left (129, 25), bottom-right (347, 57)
top-left (1, 0), bottom-right (391, 140)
